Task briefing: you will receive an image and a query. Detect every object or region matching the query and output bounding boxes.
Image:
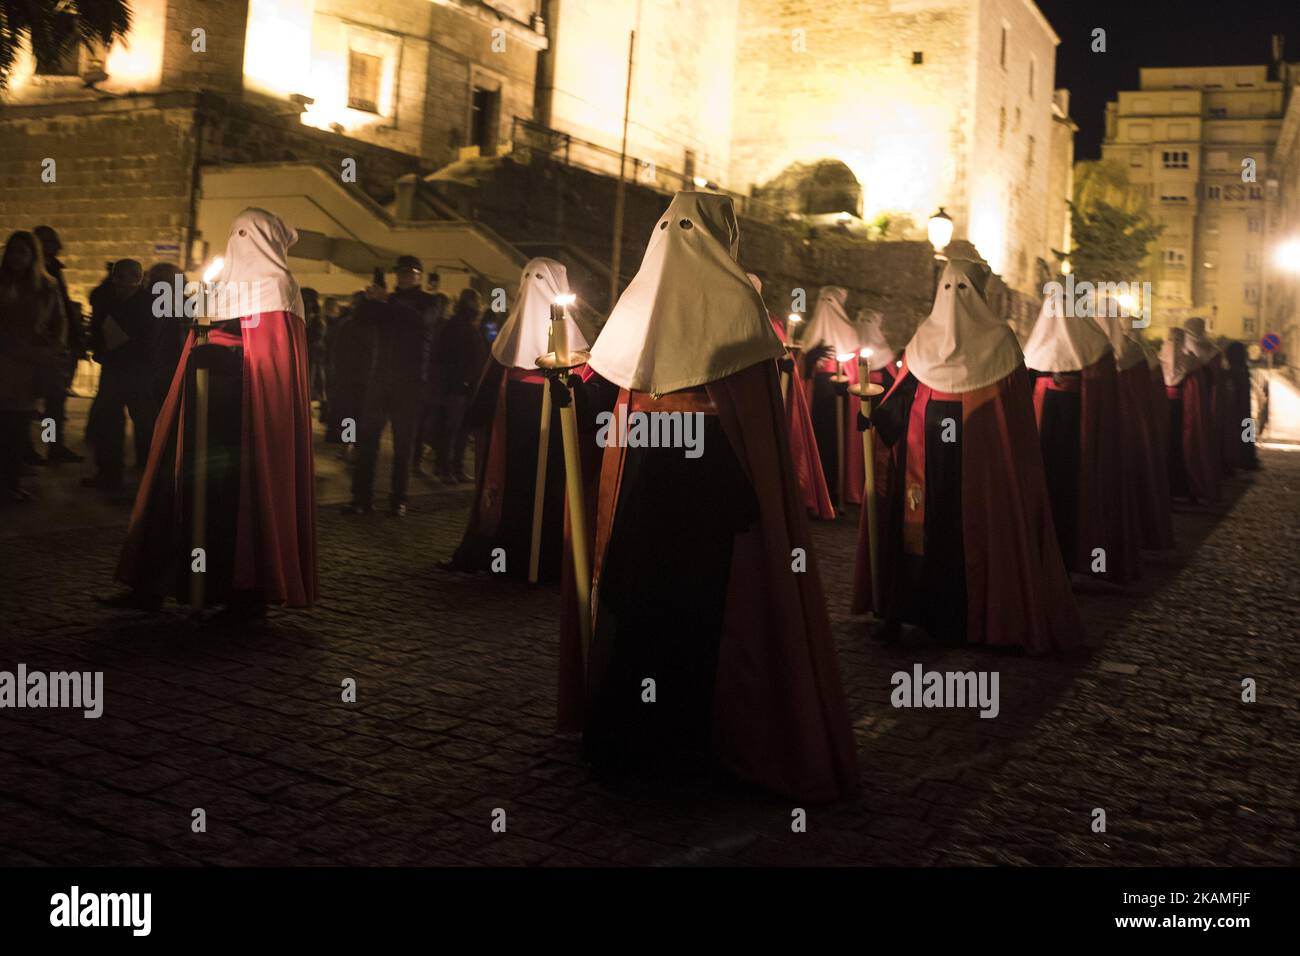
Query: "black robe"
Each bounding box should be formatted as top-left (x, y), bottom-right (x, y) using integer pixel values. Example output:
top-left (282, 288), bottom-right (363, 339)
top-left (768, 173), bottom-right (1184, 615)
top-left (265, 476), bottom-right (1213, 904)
top-left (872, 373), bottom-right (966, 643)
top-left (1032, 371), bottom-right (1083, 569)
top-left (583, 413), bottom-right (759, 773)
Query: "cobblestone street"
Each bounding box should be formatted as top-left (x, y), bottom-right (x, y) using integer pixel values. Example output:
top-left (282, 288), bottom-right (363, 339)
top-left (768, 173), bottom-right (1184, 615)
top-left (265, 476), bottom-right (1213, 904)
top-left (1, 412), bottom-right (1297, 867)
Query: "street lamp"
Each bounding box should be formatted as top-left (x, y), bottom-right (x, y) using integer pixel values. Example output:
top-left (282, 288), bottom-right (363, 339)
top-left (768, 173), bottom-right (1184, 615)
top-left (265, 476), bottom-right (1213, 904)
top-left (927, 207), bottom-right (954, 258)
top-left (1276, 238), bottom-right (1300, 272)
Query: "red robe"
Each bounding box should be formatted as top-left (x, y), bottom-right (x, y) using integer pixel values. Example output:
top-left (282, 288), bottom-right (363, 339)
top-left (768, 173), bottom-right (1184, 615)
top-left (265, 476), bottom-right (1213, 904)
top-left (116, 312), bottom-right (318, 606)
top-left (1178, 365), bottom-right (1221, 501)
top-left (771, 316), bottom-right (834, 519)
top-left (1032, 355), bottom-right (1141, 582)
top-left (560, 361), bottom-right (858, 802)
top-left (856, 358), bottom-right (1082, 653)
top-left (1118, 362), bottom-right (1174, 550)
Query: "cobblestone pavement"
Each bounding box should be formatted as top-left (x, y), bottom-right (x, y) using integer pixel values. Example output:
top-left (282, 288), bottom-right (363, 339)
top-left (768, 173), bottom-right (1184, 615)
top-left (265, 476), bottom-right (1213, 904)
top-left (1, 431), bottom-right (1297, 866)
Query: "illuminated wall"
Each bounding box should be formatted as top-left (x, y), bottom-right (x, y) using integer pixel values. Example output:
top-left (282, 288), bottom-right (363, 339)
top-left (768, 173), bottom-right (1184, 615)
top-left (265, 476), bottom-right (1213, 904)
top-left (548, 0), bottom-right (739, 185)
top-left (731, 0), bottom-right (1063, 296)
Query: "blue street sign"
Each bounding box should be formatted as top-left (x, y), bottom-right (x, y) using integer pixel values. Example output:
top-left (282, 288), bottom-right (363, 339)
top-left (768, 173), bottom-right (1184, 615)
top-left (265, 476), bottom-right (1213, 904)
top-left (1261, 333), bottom-right (1281, 353)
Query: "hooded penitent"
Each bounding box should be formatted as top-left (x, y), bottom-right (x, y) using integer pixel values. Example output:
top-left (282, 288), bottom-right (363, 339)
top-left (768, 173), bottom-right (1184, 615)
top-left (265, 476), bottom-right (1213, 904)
top-left (491, 258), bottom-right (588, 369)
top-left (1163, 328), bottom-right (1220, 501)
top-left (452, 258), bottom-right (609, 583)
top-left (800, 286), bottom-right (871, 507)
top-left (587, 195), bottom-right (782, 394)
top-left (800, 287), bottom-right (861, 357)
top-left (857, 309), bottom-right (899, 366)
top-left (116, 207), bottom-right (318, 606)
top-left (852, 259), bottom-right (1082, 653)
top-left (1183, 317), bottom-right (1236, 478)
top-left (1182, 317), bottom-right (1220, 367)
top-left (748, 273), bottom-right (834, 520)
top-left (209, 207), bottom-right (306, 321)
top-left (1095, 314), bottom-right (1174, 550)
top-left (562, 192), bottom-right (857, 802)
top-left (1024, 293), bottom-right (1139, 581)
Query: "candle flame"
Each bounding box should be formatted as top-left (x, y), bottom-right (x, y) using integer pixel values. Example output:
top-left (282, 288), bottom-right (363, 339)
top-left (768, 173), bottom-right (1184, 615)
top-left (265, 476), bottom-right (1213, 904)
top-left (836, 352), bottom-right (856, 363)
top-left (860, 348), bottom-right (873, 359)
top-left (895, 360), bottom-right (903, 368)
top-left (554, 293), bottom-right (577, 306)
top-left (202, 257), bottom-right (224, 284)
top-left (787, 313), bottom-right (802, 323)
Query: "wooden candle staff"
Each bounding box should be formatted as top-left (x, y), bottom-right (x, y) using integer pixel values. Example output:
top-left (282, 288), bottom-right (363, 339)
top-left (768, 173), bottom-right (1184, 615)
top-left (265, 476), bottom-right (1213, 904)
top-left (849, 348), bottom-right (885, 611)
top-left (832, 352), bottom-right (855, 506)
top-left (189, 257), bottom-right (223, 614)
top-left (536, 295), bottom-right (593, 663)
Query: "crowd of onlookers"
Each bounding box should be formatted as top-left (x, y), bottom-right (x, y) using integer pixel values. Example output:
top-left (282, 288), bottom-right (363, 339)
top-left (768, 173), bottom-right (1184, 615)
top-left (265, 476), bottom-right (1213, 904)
top-left (0, 227), bottom-right (492, 512)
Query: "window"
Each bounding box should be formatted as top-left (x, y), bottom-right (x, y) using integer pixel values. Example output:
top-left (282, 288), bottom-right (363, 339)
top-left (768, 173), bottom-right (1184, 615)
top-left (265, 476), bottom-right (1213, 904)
top-left (347, 50), bottom-right (382, 114)
top-left (912, 51), bottom-right (923, 65)
top-left (1205, 185), bottom-right (1222, 199)
top-left (1026, 135), bottom-right (1035, 171)
top-left (1029, 55), bottom-right (1036, 97)
top-left (683, 149), bottom-right (696, 183)
top-left (1244, 286), bottom-right (1259, 303)
top-left (1248, 186), bottom-right (1263, 200)
top-left (1162, 150), bottom-right (1189, 168)
top-left (1247, 216), bottom-right (1262, 234)
top-left (1160, 192), bottom-right (1190, 203)
top-left (1245, 251), bottom-right (1259, 270)
top-left (470, 85), bottom-right (501, 152)
top-left (1209, 107), bottom-right (1227, 119)
top-left (1000, 24), bottom-right (1008, 69)
top-left (998, 107), bottom-right (1006, 147)
top-left (1243, 317), bottom-right (1257, 334)
top-left (1163, 249), bottom-right (1187, 266)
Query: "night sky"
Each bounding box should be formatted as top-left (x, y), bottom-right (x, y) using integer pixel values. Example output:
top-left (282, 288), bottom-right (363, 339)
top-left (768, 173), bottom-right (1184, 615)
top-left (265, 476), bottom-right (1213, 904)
top-left (1036, 0), bottom-right (1300, 159)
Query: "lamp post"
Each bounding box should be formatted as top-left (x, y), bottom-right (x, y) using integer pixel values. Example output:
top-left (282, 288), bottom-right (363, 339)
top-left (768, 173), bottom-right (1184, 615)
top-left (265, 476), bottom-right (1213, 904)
top-left (190, 256), bottom-right (224, 615)
top-left (928, 207), bottom-right (954, 293)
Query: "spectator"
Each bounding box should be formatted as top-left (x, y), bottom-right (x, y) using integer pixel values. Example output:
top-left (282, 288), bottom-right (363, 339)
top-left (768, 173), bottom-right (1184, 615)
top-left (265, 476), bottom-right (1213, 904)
top-left (345, 271), bottom-right (428, 516)
top-left (326, 291), bottom-right (369, 454)
top-left (31, 226), bottom-right (83, 464)
top-left (0, 232), bottom-right (65, 501)
top-left (83, 260), bottom-right (148, 489)
top-left (429, 287), bottom-right (488, 483)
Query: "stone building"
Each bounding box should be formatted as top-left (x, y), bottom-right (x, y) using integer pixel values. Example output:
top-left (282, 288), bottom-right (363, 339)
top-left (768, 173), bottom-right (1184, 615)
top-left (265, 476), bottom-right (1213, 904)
top-left (0, 0), bottom-right (1070, 311)
top-left (1267, 68), bottom-right (1300, 359)
top-left (1102, 56), bottom-right (1295, 339)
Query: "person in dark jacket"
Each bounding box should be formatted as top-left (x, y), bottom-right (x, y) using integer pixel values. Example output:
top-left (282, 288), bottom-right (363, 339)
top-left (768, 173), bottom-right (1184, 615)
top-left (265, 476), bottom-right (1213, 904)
top-left (326, 292), bottom-right (369, 454)
top-left (32, 226), bottom-right (83, 464)
top-left (83, 259), bottom-right (149, 489)
top-left (1225, 341), bottom-right (1259, 471)
top-left (0, 232), bottom-right (65, 500)
top-left (429, 287), bottom-right (488, 483)
top-left (345, 273), bottom-right (430, 516)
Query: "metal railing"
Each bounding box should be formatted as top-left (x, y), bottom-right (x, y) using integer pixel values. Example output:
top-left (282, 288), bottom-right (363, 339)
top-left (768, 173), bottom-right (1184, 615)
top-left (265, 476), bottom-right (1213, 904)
top-left (508, 116), bottom-right (787, 223)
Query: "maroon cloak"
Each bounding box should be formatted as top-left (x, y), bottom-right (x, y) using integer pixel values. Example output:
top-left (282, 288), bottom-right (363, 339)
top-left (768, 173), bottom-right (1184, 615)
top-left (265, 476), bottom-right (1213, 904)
top-left (559, 361), bottom-right (858, 802)
top-left (771, 315), bottom-right (835, 520)
top-left (1118, 361), bottom-right (1174, 550)
top-left (116, 312), bottom-right (318, 606)
top-left (1032, 355), bottom-right (1141, 582)
top-left (1177, 364), bottom-right (1221, 502)
top-left (856, 358), bottom-right (1083, 652)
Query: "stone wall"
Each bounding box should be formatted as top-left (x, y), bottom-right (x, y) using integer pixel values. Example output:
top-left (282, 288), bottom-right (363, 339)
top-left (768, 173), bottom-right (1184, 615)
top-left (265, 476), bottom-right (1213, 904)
top-left (161, 0), bottom-right (250, 93)
top-left (0, 97), bottom-right (199, 303)
top-left (0, 92), bottom-right (425, 304)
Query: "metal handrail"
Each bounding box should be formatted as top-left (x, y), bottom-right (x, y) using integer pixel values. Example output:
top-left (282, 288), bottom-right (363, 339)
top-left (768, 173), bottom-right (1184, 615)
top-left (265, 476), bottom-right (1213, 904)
top-left (508, 116), bottom-right (787, 223)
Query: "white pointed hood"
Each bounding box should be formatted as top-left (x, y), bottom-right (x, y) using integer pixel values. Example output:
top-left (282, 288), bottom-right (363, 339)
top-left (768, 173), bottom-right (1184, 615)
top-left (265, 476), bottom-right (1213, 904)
top-left (799, 286), bottom-right (861, 357)
top-left (1023, 291), bottom-right (1113, 373)
top-left (904, 259), bottom-right (1023, 393)
top-left (1161, 328), bottom-right (1195, 386)
top-left (857, 309), bottom-right (899, 365)
top-left (491, 257), bottom-right (588, 369)
top-left (1093, 312), bottom-right (1149, 372)
top-left (587, 192), bottom-right (783, 394)
top-left (1183, 317), bottom-right (1219, 366)
top-left (210, 207), bottom-right (304, 320)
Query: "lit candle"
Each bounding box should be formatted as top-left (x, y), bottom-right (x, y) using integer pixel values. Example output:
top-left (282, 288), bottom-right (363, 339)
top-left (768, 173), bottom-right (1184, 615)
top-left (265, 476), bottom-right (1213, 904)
top-left (858, 347), bottom-right (873, 385)
top-left (551, 293), bottom-right (576, 365)
top-left (836, 352), bottom-right (856, 378)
